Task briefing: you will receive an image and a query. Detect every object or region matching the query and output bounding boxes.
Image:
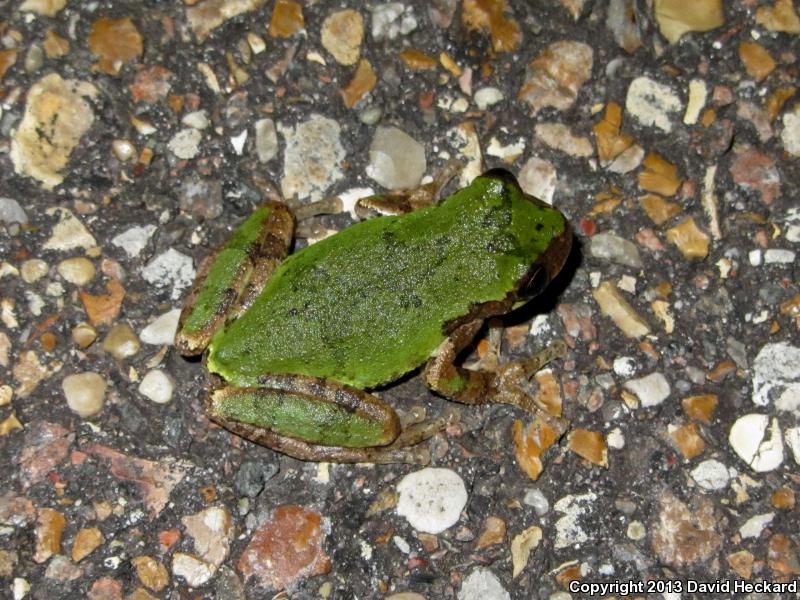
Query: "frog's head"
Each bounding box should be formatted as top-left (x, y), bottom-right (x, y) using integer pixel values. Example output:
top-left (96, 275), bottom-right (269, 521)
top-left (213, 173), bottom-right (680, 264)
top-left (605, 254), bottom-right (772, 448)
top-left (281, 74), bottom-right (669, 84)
top-left (477, 168), bottom-right (573, 301)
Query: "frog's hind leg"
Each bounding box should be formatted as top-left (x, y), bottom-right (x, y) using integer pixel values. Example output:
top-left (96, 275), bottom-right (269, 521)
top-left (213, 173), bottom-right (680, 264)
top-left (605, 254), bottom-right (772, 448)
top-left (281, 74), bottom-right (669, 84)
top-left (424, 320), bottom-right (568, 435)
top-left (175, 201), bottom-right (294, 356)
top-left (207, 374), bottom-right (450, 464)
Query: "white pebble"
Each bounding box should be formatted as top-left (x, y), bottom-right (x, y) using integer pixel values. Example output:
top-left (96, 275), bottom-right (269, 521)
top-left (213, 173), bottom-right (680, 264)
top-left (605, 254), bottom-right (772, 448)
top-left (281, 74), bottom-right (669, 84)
top-left (140, 308), bottom-right (181, 345)
top-left (748, 249), bottom-right (762, 266)
top-left (739, 512), bottom-right (774, 539)
top-left (691, 459), bottom-right (735, 490)
top-left (729, 414), bottom-right (784, 472)
top-left (474, 87), bottom-right (504, 110)
top-left (606, 427), bottom-right (625, 449)
top-left (138, 369), bottom-right (174, 404)
top-left (182, 110), bottom-right (209, 130)
top-left (613, 356), bottom-right (637, 377)
top-left (785, 427), bottom-right (800, 465)
top-left (62, 372), bottom-right (106, 418)
top-left (625, 76), bottom-right (683, 133)
top-left (752, 341), bottom-right (800, 416)
top-left (168, 128), bottom-right (202, 160)
top-left (763, 249), bottom-right (795, 264)
top-left (111, 224), bottom-right (157, 259)
top-left (111, 139), bottom-right (136, 162)
top-left (396, 468), bottom-right (467, 534)
top-left (458, 567), bottom-right (510, 600)
top-left (623, 372), bottom-right (670, 407)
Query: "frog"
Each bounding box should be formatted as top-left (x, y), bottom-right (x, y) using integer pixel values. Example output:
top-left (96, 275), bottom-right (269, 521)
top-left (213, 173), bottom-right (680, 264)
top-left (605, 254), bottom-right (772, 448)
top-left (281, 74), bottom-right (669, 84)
top-left (175, 165), bottom-right (572, 464)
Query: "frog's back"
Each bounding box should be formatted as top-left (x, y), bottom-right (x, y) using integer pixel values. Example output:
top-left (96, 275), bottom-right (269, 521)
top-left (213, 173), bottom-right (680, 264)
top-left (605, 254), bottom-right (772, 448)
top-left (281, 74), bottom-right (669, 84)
top-left (208, 174), bottom-right (566, 388)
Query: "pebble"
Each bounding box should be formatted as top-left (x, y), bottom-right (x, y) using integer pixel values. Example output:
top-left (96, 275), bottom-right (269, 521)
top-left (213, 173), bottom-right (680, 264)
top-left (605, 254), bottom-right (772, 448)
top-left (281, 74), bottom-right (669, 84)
top-left (111, 224), bottom-right (156, 259)
top-left (522, 487), bottom-right (549, 516)
top-left (782, 104), bottom-right (800, 156)
top-left (72, 527), bottom-right (104, 562)
top-left (72, 322), bottom-right (97, 348)
top-left (691, 459), bottom-right (734, 490)
top-left (0, 198), bottom-right (28, 224)
top-left (587, 232), bottom-right (644, 268)
top-left (683, 79), bottom-right (708, 125)
top-left (111, 139), bottom-right (135, 162)
top-left (141, 249), bottom-right (196, 300)
top-left (606, 0), bottom-right (642, 52)
top-left (519, 41), bottom-right (593, 115)
top-left (729, 414), bottom-right (784, 472)
top-left (752, 341), bottom-right (800, 415)
top-left (102, 323), bottom-right (141, 360)
top-left (43, 208), bottom-right (97, 251)
top-left (763, 249), bottom-right (796, 264)
top-left (178, 177), bottom-right (223, 221)
top-left (321, 9), bottom-right (364, 65)
top-left (172, 552), bottom-right (215, 587)
top-left (553, 492), bottom-right (596, 549)
top-left (254, 118), bottom-right (278, 163)
top-left (739, 512), bottom-right (775, 539)
top-left (182, 110), bottom-right (209, 130)
top-left (458, 567), bottom-right (510, 600)
top-left (167, 128), bottom-right (202, 160)
top-left (626, 520), bottom-right (646, 540)
top-left (131, 556), bottom-right (169, 592)
top-left (182, 506), bottom-right (233, 567)
top-left (623, 372), bottom-right (670, 407)
top-left (396, 468), bottom-right (467, 534)
top-left (592, 281), bottom-right (651, 338)
top-left (10, 73), bottom-right (97, 189)
top-left (57, 257), bottom-right (95, 285)
top-left (13, 578), bottom-right (29, 600)
top-left (62, 372), bottom-right (106, 418)
top-left (625, 76), bottom-right (683, 133)
top-left (139, 309), bottom-right (181, 345)
top-left (518, 157), bottom-right (557, 204)
top-left (234, 459), bottom-right (279, 497)
top-left (370, 3), bottom-right (417, 40)
top-left (44, 554), bottom-right (82, 581)
top-left (280, 115), bottom-right (346, 201)
top-left (138, 370), bottom-right (174, 404)
top-left (535, 122), bottom-right (593, 157)
top-left (21, 259), bottom-right (48, 283)
top-left (654, 0), bottom-right (724, 44)
top-left (474, 87), bottom-right (504, 110)
top-left (785, 427), bottom-right (800, 465)
top-left (366, 126), bottom-right (426, 189)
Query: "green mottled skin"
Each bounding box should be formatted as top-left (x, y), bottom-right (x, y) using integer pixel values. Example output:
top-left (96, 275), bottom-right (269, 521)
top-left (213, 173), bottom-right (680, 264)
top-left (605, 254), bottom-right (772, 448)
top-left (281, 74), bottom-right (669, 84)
top-left (207, 174), bottom-right (566, 389)
top-left (181, 206), bottom-right (271, 335)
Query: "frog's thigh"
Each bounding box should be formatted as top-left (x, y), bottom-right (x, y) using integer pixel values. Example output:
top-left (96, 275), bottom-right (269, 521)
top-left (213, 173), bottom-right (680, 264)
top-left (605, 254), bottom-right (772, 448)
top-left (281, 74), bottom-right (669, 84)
top-left (207, 374), bottom-right (439, 463)
top-left (176, 201), bottom-right (294, 355)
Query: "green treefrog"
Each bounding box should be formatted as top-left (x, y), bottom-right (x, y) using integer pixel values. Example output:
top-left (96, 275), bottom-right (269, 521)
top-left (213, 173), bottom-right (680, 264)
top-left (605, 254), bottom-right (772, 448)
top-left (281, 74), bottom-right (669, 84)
top-left (175, 167), bottom-right (572, 463)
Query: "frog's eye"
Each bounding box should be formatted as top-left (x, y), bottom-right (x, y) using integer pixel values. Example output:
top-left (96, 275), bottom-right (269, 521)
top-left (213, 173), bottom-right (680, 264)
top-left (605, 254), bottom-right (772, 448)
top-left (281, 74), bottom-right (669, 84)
top-left (520, 265), bottom-right (549, 298)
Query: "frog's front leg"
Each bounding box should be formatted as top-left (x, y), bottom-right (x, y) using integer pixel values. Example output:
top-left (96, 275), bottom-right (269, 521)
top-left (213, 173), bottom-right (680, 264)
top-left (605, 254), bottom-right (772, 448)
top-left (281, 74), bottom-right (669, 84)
top-left (208, 374), bottom-right (449, 464)
top-left (424, 320), bottom-right (568, 436)
top-left (175, 201), bottom-right (294, 355)
top-left (354, 159), bottom-right (462, 219)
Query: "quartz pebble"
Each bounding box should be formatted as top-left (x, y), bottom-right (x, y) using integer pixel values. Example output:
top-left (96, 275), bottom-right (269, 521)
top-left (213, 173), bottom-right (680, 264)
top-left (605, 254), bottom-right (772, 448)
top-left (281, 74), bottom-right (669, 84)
top-left (254, 118), bottom-right (278, 163)
top-left (691, 459), bottom-right (734, 490)
top-left (396, 468), bottom-right (467, 534)
top-left (623, 372), bottom-right (670, 407)
top-left (72, 322), bottom-right (97, 348)
top-left (111, 225), bottom-right (156, 258)
top-left (63, 372), bottom-right (106, 418)
top-left (167, 128), bottom-right (202, 160)
top-left (739, 512), bottom-right (774, 539)
top-left (140, 309), bottom-right (181, 346)
top-left (370, 3), bottom-right (417, 40)
top-left (626, 76), bottom-right (683, 133)
top-left (0, 198), bottom-right (28, 224)
top-left (21, 259), bottom-right (48, 283)
top-left (587, 232), bottom-right (643, 268)
top-left (729, 414), bottom-right (784, 472)
top-left (366, 126), bottom-right (426, 190)
top-left (57, 257), bottom-right (95, 285)
top-left (102, 323), bottom-right (141, 360)
top-left (752, 342), bottom-right (800, 415)
top-left (474, 87), bottom-right (503, 110)
top-left (458, 567), bottom-right (510, 600)
top-left (518, 157), bottom-right (557, 204)
top-left (142, 249), bottom-right (195, 301)
top-left (781, 104), bottom-right (800, 156)
top-left (138, 370), bottom-right (174, 404)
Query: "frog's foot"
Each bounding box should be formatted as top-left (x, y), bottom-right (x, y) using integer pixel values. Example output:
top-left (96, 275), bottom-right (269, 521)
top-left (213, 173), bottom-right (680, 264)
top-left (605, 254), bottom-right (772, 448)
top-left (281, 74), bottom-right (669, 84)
top-left (206, 375), bottom-right (450, 464)
top-left (355, 159), bottom-right (462, 219)
top-left (425, 322), bottom-right (568, 435)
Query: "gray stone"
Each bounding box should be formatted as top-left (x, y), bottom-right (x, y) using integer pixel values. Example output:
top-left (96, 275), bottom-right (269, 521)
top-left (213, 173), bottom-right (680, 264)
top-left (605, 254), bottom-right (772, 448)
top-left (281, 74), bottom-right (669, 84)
top-left (366, 126), bottom-right (426, 189)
